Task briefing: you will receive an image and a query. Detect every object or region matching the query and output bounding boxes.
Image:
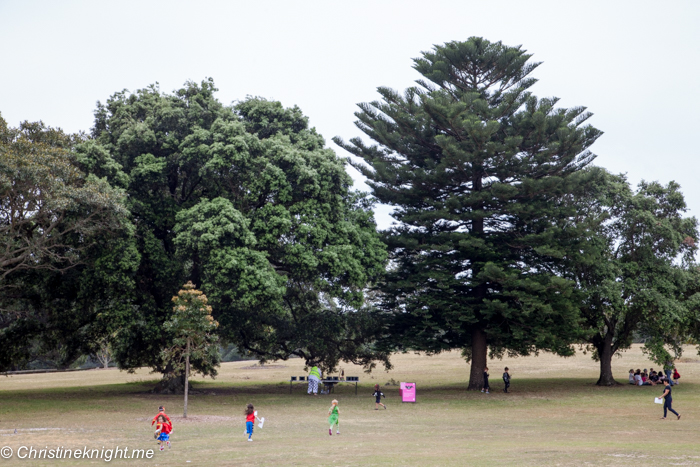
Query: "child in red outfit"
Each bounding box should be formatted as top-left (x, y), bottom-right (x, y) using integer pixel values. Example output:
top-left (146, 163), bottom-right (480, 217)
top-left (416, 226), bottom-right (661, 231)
top-left (244, 404), bottom-right (263, 442)
top-left (153, 415), bottom-right (172, 451)
top-left (151, 406), bottom-right (172, 427)
top-left (151, 406), bottom-right (172, 450)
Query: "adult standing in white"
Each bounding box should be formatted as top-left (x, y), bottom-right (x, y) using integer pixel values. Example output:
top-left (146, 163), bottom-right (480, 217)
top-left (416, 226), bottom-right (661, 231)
top-left (308, 365), bottom-right (322, 395)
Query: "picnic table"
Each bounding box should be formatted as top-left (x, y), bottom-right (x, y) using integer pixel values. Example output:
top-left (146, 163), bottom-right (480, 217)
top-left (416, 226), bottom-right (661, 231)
top-left (289, 376), bottom-right (359, 395)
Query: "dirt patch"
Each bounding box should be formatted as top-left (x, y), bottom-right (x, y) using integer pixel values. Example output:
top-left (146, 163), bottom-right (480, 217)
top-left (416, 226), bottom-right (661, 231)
top-left (0, 428), bottom-right (63, 435)
top-left (136, 415), bottom-right (234, 424)
top-left (172, 415), bottom-right (234, 423)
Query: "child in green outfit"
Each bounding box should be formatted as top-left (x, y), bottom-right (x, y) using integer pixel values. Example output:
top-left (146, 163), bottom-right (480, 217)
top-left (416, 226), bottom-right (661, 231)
top-left (328, 399), bottom-right (340, 436)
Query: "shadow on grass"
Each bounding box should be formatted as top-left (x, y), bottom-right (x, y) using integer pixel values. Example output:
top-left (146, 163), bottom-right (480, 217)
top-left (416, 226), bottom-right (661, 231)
top-left (0, 377), bottom-right (691, 411)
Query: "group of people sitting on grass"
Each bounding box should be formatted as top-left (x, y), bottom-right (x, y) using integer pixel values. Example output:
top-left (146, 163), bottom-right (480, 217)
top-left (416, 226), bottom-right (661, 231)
top-left (629, 367), bottom-right (680, 386)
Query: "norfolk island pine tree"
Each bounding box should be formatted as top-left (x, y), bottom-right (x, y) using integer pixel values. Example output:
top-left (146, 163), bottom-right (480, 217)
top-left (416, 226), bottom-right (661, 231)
top-left (335, 37), bottom-right (601, 390)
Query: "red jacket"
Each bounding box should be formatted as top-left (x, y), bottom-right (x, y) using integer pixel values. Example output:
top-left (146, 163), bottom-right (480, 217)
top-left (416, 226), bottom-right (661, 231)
top-left (157, 422), bottom-right (172, 434)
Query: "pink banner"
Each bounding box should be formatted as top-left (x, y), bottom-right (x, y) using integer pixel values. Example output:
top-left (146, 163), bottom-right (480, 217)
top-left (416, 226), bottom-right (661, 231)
top-left (400, 382), bottom-right (416, 403)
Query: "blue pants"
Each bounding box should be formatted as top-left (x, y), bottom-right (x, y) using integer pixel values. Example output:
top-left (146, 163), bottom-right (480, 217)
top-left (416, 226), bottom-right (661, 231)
top-left (246, 421), bottom-right (254, 439)
top-left (664, 399), bottom-right (679, 418)
top-left (665, 369), bottom-right (675, 385)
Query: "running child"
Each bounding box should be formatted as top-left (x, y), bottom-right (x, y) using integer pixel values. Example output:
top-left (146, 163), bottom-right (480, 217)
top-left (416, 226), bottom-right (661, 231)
top-left (153, 415), bottom-right (172, 451)
top-left (502, 367), bottom-right (511, 393)
top-left (244, 403), bottom-right (263, 441)
top-left (151, 406), bottom-right (171, 427)
top-left (373, 384), bottom-right (387, 410)
top-left (328, 399), bottom-right (340, 436)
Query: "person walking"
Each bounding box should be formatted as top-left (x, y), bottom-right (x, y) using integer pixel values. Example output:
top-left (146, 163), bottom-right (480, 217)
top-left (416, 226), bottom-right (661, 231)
top-left (659, 378), bottom-right (680, 420)
top-left (308, 365), bottom-right (322, 396)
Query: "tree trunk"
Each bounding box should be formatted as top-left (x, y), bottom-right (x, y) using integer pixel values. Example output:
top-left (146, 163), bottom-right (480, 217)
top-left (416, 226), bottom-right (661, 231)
top-left (467, 328), bottom-right (487, 390)
top-left (151, 373), bottom-right (193, 394)
top-left (184, 337), bottom-right (190, 418)
top-left (596, 332), bottom-right (617, 386)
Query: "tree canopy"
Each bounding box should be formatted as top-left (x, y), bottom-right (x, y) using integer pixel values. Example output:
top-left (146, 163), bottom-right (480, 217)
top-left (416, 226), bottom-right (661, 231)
top-left (83, 80), bottom-right (388, 377)
top-left (564, 170), bottom-right (699, 385)
top-left (0, 114), bottom-right (136, 371)
top-left (336, 37), bottom-right (602, 389)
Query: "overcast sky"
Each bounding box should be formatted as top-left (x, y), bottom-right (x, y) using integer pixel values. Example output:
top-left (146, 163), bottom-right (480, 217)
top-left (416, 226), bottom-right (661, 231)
top-left (1, 1), bottom-right (698, 230)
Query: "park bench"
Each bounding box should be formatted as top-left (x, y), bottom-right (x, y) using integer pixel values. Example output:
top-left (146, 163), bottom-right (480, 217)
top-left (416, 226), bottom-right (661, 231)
top-left (289, 376), bottom-right (360, 395)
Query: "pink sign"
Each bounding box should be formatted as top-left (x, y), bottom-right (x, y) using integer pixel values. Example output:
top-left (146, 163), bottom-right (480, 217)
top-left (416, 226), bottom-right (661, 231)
top-left (400, 382), bottom-right (416, 403)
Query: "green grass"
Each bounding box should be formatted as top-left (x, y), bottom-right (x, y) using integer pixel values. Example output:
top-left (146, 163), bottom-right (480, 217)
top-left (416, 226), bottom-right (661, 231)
top-left (0, 346), bottom-right (697, 466)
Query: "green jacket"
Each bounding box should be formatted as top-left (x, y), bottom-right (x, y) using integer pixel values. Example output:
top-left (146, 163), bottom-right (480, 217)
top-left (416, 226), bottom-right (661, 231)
top-left (309, 366), bottom-right (321, 380)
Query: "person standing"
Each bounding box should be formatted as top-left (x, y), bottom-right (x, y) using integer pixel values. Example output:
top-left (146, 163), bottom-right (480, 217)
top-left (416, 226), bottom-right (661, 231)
top-left (502, 367), bottom-right (511, 393)
top-left (664, 361), bottom-right (675, 386)
top-left (308, 365), bottom-right (322, 396)
top-left (659, 378), bottom-right (681, 420)
top-left (481, 367), bottom-right (490, 394)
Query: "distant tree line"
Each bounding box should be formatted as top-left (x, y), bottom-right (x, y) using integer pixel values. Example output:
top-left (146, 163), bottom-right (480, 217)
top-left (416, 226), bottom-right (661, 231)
top-left (1, 37), bottom-right (698, 389)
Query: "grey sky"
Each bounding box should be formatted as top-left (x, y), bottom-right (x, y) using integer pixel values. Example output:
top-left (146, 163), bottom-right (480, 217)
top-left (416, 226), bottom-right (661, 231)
top-left (1, 1), bottom-right (698, 230)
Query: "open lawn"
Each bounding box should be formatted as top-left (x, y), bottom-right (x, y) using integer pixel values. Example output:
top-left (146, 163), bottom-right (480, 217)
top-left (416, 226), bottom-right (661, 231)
top-left (0, 345), bottom-right (698, 466)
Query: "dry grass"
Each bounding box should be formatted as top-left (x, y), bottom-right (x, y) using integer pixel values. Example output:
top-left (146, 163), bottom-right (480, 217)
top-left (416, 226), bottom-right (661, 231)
top-left (0, 345), bottom-right (698, 466)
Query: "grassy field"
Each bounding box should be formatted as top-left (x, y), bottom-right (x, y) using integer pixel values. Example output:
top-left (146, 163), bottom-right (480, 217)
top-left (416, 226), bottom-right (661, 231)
top-left (0, 345), bottom-right (698, 466)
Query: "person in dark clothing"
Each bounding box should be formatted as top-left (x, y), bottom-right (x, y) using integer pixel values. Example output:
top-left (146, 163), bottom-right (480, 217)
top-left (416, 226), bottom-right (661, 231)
top-left (663, 362), bottom-right (675, 386)
top-left (659, 378), bottom-right (680, 420)
top-left (481, 367), bottom-right (490, 394)
top-left (502, 367), bottom-right (511, 393)
top-left (372, 384), bottom-right (386, 410)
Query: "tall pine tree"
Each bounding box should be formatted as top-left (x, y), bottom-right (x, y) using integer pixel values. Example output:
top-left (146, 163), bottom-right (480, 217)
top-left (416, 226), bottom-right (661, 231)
top-left (335, 38), bottom-right (601, 389)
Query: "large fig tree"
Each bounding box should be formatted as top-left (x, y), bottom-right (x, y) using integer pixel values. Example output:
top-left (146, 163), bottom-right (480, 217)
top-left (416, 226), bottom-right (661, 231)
top-left (84, 80), bottom-right (388, 386)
